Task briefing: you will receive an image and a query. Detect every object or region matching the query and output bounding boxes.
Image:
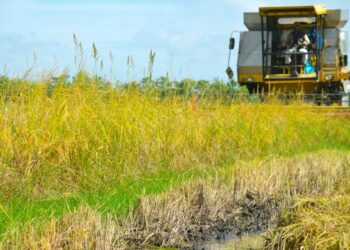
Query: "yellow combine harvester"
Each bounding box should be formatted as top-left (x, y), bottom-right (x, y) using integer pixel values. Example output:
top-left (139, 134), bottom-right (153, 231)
top-left (227, 4), bottom-right (350, 105)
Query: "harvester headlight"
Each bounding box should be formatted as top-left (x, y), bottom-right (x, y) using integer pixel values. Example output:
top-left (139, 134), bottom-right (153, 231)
top-left (325, 75), bottom-right (333, 81)
top-left (345, 84), bottom-right (350, 93)
top-left (247, 77), bottom-right (253, 82)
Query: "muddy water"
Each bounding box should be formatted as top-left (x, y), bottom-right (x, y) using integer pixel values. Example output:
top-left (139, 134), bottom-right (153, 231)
top-left (199, 235), bottom-right (264, 250)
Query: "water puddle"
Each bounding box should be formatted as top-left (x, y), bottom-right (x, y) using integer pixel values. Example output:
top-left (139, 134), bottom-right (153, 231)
top-left (199, 235), bottom-right (264, 250)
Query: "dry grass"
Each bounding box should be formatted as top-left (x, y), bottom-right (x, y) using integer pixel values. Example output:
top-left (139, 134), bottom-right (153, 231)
top-left (1, 206), bottom-right (118, 250)
top-left (267, 196), bottom-right (350, 249)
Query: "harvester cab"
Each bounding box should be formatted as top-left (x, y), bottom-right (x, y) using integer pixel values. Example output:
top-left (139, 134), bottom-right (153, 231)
top-left (227, 4), bottom-right (350, 105)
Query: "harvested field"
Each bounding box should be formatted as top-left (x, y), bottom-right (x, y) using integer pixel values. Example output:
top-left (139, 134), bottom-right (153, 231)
top-left (2, 150), bottom-right (350, 249)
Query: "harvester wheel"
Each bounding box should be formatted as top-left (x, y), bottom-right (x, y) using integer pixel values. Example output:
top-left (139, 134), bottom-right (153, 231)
top-left (246, 83), bottom-right (258, 95)
top-left (315, 82), bottom-right (343, 106)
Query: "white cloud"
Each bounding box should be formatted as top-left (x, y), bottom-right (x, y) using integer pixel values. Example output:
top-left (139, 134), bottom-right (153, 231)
top-left (224, 0), bottom-right (280, 11)
top-left (159, 31), bottom-right (200, 48)
top-left (14, 0), bottom-right (180, 12)
top-left (0, 32), bottom-right (72, 76)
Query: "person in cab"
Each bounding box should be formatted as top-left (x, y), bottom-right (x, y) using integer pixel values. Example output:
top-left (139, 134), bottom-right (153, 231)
top-left (284, 22), bottom-right (311, 76)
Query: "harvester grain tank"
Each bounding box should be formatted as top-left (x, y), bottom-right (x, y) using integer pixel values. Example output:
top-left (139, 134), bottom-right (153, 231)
top-left (227, 4), bottom-right (350, 105)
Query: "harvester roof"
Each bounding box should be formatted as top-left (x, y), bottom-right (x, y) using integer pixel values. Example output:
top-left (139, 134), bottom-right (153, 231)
top-left (245, 5), bottom-right (348, 30)
top-left (259, 4), bottom-right (327, 16)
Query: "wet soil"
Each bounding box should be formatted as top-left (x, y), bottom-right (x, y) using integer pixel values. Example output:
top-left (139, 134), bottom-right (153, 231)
top-left (183, 191), bottom-right (280, 250)
top-left (132, 190), bottom-right (282, 250)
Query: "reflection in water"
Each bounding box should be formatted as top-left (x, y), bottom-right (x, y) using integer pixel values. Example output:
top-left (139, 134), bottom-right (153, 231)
top-left (202, 235), bottom-right (264, 250)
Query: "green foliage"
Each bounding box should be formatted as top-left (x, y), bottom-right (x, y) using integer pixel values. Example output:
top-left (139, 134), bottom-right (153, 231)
top-left (175, 78), bottom-right (196, 96)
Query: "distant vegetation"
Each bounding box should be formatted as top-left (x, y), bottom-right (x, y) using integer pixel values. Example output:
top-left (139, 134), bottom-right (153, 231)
top-left (0, 71), bottom-right (243, 100)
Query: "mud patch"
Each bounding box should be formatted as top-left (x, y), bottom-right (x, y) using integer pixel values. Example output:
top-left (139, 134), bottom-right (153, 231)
top-left (187, 195), bottom-right (279, 249)
top-left (120, 183), bottom-right (282, 249)
top-left (187, 191), bottom-right (279, 250)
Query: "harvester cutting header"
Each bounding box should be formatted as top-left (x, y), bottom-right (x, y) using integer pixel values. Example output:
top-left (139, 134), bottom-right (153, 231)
top-left (227, 4), bottom-right (350, 105)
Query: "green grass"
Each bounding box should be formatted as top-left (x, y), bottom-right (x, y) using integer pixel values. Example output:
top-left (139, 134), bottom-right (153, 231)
top-left (0, 167), bottom-right (206, 234)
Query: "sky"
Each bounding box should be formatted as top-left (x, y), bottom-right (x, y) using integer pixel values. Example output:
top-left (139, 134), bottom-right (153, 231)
top-left (0, 0), bottom-right (349, 81)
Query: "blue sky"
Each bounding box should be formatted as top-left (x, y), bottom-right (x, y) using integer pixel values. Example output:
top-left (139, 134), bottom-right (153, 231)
top-left (0, 0), bottom-right (349, 81)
